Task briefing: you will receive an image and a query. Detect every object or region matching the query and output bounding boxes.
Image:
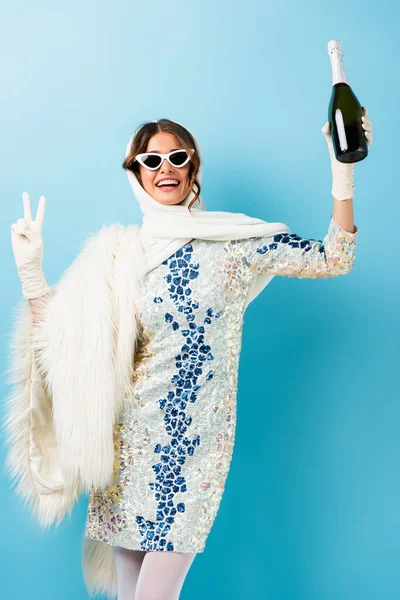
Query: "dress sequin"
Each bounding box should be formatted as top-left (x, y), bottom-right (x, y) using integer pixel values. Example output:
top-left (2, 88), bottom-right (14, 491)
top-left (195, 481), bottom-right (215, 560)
top-left (84, 216), bottom-right (357, 552)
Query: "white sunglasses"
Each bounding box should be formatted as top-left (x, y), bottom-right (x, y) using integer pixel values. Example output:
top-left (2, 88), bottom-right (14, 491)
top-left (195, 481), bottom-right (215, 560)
top-left (133, 148), bottom-right (195, 171)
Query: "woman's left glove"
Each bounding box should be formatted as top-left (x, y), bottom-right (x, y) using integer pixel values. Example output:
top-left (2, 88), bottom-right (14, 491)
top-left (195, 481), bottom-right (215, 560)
top-left (321, 106), bottom-right (373, 201)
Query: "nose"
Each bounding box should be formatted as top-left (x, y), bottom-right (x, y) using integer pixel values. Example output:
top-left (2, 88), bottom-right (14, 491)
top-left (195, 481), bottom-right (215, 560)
top-left (159, 157), bottom-right (174, 172)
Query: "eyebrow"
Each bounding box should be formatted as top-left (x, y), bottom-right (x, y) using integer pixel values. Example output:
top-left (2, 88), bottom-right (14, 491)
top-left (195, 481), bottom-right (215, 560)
top-left (146, 148), bottom-right (182, 153)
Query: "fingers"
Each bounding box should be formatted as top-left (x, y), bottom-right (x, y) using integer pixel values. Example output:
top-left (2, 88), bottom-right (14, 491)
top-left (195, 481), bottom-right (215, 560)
top-left (362, 106), bottom-right (368, 116)
top-left (15, 218), bottom-right (28, 235)
top-left (364, 130), bottom-right (372, 145)
top-left (11, 219), bottom-right (31, 242)
top-left (11, 223), bottom-right (21, 236)
top-left (22, 191), bottom-right (32, 222)
top-left (321, 121), bottom-right (331, 136)
top-left (35, 195), bottom-right (46, 229)
top-left (10, 224), bottom-right (22, 248)
top-left (21, 191), bottom-right (46, 229)
top-left (361, 113), bottom-right (372, 146)
top-left (361, 116), bottom-right (372, 130)
top-left (11, 217), bottom-right (38, 245)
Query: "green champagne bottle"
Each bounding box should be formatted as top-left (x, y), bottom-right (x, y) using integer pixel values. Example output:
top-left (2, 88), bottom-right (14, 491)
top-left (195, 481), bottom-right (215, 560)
top-left (328, 40), bottom-right (368, 163)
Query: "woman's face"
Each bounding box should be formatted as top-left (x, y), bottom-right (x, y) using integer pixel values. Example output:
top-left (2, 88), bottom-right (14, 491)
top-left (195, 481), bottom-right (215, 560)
top-left (139, 132), bottom-right (192, 205)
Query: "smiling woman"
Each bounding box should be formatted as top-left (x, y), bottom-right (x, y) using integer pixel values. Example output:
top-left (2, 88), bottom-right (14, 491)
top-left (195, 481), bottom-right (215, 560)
top-left (123, 119), bottom-right (201, 211)
top-left (5, 112), bottom-right (367, 600)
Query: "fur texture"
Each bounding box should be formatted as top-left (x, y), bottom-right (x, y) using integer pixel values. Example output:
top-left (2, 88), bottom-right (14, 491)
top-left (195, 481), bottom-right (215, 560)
top-left (82, 537), bottom-right (118, 598)
top-left (2, 222), bottom-right (145, 598)
top-left (2, 297), bottom-right (80, 528)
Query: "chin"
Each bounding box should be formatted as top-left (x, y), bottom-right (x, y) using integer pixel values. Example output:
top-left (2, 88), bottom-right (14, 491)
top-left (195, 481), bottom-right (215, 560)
top-left (155, 189), bottom-right (189, 205)
top-left (155, 196), bottom-right (183, 205)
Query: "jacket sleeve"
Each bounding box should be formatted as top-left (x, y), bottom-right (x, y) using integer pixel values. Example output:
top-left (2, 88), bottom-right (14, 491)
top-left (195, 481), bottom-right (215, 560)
top-left (1, 223), bottom-right (125, 529)
top-left (2, 295), bottom-right (80, 529)
top-left (239, 215), bottom-right (358, 279)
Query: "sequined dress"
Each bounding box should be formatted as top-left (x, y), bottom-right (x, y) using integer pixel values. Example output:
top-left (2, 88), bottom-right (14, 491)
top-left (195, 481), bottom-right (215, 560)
top-left (84, 216), bottom-right (358, 553)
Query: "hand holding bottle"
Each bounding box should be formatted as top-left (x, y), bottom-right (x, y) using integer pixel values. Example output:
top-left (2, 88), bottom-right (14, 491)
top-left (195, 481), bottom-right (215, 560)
top-left (11, 192), bottom-right (51, 299)
top-left (321, 107), bottom-right (373, 200)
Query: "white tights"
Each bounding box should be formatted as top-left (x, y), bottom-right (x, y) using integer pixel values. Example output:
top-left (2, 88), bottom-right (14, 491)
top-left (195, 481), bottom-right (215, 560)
top-left (112, 545), bottom-right (197, 600)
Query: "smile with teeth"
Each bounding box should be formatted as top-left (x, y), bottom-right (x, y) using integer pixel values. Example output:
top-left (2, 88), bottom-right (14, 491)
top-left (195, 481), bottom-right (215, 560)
top-left (156, 179), bottom-right (180, 188)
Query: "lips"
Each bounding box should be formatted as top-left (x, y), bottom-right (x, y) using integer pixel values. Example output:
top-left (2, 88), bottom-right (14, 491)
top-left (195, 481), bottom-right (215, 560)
top-left (155, 178), bottom-right (181, 192)
top-left (156, 181), bottom-right (180, 186)
top-left (156, 182), bottom-right (181, 192)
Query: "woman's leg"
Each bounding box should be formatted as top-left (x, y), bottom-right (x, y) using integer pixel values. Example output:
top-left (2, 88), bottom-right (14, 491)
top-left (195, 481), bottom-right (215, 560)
top-left (112, 546), bottom-right (146, 600)
top-left (135, 551), bottom-right (197, 600)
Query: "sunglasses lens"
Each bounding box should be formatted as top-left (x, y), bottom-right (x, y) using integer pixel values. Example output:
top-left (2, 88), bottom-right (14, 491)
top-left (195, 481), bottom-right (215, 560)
top-left (142, 154), bottom-right (162, 169)
top-left (170, 150), bottom-right (189, 166)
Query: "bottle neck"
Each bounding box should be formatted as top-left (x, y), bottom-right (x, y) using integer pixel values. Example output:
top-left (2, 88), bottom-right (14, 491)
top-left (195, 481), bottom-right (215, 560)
top-left (330, 50), bottom-right (350, 86)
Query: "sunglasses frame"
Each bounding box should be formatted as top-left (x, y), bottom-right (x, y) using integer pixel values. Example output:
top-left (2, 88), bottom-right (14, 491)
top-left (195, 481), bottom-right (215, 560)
top-left (133, 148), bottom-right (195, 171)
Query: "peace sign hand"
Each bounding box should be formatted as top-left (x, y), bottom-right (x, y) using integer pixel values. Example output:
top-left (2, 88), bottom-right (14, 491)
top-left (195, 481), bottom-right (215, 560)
top-left (11, 192), bottom-right (46, 266)
top-left (11, 192), bottom-right (51, 299)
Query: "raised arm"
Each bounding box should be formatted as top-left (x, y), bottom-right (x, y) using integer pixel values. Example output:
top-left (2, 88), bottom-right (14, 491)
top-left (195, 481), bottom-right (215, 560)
top-left (239, 214), bottom-right (358, 279)
top-left (239, 107), bottom-right (371, 280)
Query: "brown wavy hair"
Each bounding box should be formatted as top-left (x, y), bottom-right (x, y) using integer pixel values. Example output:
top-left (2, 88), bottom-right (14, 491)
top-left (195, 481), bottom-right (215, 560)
top-left (122, 118), bottom-right (201, 213)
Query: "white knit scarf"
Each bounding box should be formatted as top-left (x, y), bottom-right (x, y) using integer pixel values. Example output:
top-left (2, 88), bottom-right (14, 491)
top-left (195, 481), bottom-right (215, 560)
top-left (125, 122), bottom-right (291, 307)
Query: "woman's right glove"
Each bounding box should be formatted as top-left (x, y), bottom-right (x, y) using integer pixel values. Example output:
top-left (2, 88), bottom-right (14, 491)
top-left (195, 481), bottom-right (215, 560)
top-left (11, 192), bottom-right (51, 299)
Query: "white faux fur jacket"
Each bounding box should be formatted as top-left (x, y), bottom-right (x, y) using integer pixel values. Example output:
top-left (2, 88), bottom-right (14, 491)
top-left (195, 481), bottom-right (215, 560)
top-left (3, 222), bottom-right (147, 598)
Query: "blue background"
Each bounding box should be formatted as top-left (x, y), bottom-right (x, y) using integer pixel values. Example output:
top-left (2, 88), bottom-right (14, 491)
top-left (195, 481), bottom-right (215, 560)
top-left (1, 1), bottom-right (398, 598)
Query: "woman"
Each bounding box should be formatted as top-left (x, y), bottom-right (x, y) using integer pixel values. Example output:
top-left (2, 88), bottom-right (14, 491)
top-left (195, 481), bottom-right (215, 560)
top-left (5, 112), bottom-right (372, 599)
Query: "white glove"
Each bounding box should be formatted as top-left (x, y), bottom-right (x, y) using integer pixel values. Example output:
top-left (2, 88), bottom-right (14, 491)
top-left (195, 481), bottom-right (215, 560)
top-left (11, 192), bottom-right (51, 299)
top-left (321, 106), bottom-right (373, 201)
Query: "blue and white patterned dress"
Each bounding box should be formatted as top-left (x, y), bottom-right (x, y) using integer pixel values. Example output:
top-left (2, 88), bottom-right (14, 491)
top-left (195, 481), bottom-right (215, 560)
top-left (84, 216), bottom-right (358, 553)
